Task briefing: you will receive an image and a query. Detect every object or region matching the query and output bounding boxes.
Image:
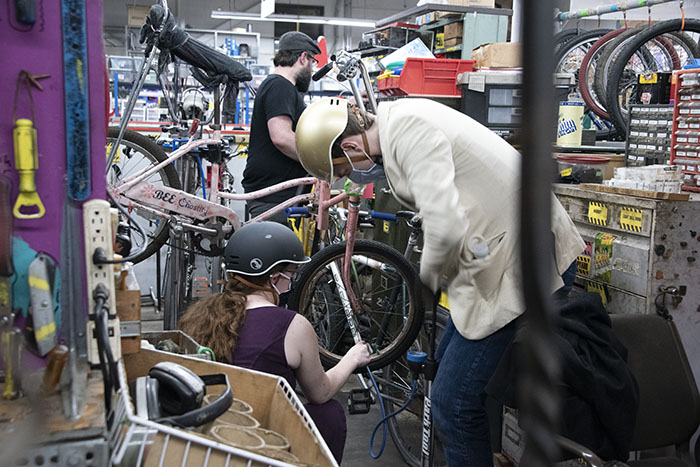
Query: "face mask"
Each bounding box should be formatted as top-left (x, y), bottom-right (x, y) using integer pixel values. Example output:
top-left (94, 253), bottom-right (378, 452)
top-left (271, 272), bottom-right (293, 296)
top-left (345, 149), bottom-right (386, 184)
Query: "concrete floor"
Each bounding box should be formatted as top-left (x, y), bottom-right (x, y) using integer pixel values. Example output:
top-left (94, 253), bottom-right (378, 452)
top-left (334, 384), bottom-right (408, 466)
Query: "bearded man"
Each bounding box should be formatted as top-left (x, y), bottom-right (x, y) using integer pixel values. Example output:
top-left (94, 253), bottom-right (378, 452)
top-left (242, 31), bottom-right (321, 222)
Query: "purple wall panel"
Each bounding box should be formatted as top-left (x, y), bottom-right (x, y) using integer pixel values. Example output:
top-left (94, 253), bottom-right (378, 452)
top-left (1, 1), bottom-right (106, 366)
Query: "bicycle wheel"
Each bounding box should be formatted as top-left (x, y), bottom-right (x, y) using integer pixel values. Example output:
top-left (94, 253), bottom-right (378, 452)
top-left (607, 19), bottom-right (700, 134)
top-left (106, 127), bottom-right (181, 263)
top-left (553, 29), bottom-right (613, 77)
top-left (377, 309), bottom-right (449, 467)
top-left (553, 28), bottom-right (584, 54)
top-left (288, 239), bottom-right (425, 370)
top-left (592, 27), bottom-right (651, 113)
top-left (579, 28), bottom-right (628, 120)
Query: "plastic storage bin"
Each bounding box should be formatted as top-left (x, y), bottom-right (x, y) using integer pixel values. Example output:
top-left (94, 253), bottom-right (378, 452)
top-left (556, 155), bottom-right (611, 184)
top-left (378, 58), bottom-right (475, 97)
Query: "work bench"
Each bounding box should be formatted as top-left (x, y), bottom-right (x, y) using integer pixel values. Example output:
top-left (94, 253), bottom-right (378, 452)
top-left (554, 183), bottom-right (700, 389)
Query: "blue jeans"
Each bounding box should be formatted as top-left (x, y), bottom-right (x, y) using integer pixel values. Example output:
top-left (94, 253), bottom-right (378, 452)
top-left (553, 260), bottom-right (578, 300)
top-left (432, 318), bottom-right (516, 467)
top-left (432, 260), bottom-right (577, 466)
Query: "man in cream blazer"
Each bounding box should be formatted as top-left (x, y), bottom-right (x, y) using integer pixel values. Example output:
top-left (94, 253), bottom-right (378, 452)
top-left (295, 97), bottom-right (585, 466)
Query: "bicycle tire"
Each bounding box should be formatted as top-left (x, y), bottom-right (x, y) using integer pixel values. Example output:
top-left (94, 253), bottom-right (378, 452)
top-left (579, 28), bottom-right (628, 120)
top-left (592, 26), bottom-right (649, 112)
top-left (553, 28), bottom-right (584, 54)
top-left (288, 239), bottom-right (425, 371)
top-left (667, 31), bottom-right (700, 60)
top-left (553, 29), bottom-right (613, 76)
top-left (107, 127), bottom-right (181, 263)
top-left (593, 30), bottom-right (685, 114)
top-left (379, 309), bottom-right (449, 467)
top-left (607, 19), bottom-right (700, 135)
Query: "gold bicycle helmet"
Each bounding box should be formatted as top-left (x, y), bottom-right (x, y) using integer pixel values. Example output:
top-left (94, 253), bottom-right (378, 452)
top-left (295, 97), bottom-right (348, 182)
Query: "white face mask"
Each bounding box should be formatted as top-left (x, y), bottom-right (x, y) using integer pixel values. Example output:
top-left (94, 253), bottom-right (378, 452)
top-left (271, 272), bottom-right (293, 296)
top-left (344, 149), bottom-right (386, 184)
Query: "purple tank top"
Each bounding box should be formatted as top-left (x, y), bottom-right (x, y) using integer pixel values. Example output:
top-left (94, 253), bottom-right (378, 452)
top-left (231, 306), bottom-right (298, 388)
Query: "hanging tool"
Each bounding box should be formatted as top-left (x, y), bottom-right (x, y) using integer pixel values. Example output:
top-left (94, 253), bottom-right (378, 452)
top-left (0, 175), bottom-right (14, 327)
top-left (12, 119), bottom-right (45, 219)
top-left (2, 328), bottom-right (24, 400)
top-left (12, 71), bottom-right (49, 219)
top-left (1, 174), bottom-right (23, 400)
top-left (26, 253), bottom-right (57, 356)
top-left (61, 0), bottom-right (91, 200)
top-left (0, 174), bottom-right (21, 399)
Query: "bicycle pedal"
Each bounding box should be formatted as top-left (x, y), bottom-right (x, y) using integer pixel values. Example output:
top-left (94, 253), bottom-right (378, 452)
top-left (348, 388), bottom-right (372, 415)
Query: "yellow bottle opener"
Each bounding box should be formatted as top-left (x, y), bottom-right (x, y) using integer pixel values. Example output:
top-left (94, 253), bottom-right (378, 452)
top-left (13, 118), bottom-right (45, 219)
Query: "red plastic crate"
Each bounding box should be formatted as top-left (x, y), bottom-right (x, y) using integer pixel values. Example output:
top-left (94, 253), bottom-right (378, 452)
top-left (377, 58), bottom-right (475, 97)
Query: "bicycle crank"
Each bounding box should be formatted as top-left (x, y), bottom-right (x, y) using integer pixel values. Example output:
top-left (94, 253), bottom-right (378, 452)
top-left (189, 217), bottom-right (231, 256)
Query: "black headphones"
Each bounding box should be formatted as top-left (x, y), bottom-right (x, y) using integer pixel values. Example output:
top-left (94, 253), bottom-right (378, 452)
top-left (131, 362), bottom-right (233, 428)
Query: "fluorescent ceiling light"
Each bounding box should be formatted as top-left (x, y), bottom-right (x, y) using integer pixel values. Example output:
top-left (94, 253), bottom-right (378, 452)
top-left (211, 10), bottom-right (376, 28)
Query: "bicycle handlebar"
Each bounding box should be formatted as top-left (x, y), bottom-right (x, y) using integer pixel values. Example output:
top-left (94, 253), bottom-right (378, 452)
top-left (312, 57), bottom-right (336, 82)
top-left (285, 207), bottom-right (310, 217)
top-left (369, 211), bottom-right (396, 222)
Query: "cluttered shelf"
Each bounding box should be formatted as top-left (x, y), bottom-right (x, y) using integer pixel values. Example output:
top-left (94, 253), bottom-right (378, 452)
top-left (375, 2), bottom-right (512, 28)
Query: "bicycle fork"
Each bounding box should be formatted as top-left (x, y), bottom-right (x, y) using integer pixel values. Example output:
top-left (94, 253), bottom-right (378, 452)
top-left (337, 195), bottom-right (363, 343)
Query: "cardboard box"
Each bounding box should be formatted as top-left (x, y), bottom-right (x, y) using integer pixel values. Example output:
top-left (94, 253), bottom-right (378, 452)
top-left (444, 21), bottom-right (464, 40)
top-left (444, 37), bottom-right (462, 48)
top-left (415, 11), bottom-right (438, 25)
top-left (123, 349), bottom-right (337, 466)
top-left (435, 0), bottom-right (495, 18)
top-left (472, 42), bottom-right (522, 68)
top-left (444, 0), bottom-right (495, 6)
top-left (116, 290), bottom-right (140, 355)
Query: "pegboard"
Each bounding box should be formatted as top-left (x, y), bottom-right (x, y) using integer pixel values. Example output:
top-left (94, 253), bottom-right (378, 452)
top-left (0, 0), bottom-right (107, 368)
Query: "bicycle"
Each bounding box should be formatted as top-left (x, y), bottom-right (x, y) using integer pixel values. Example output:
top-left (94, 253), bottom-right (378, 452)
top-left (288, 207), bottom-right (448, 465)
top-left (106, 7), bottom-right (425, 369)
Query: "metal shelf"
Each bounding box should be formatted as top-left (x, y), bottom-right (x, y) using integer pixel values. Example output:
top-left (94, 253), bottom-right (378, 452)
top-left (421, 17), bottom-right (465, 30)
top-left (375, 3), bottom-right (512, 28)
top-left (434, 44), bottom-right (463, 54)
top-left (352, 46), bottom-right (399, 56)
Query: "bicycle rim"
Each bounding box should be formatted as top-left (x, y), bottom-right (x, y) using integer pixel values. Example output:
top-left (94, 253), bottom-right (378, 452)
top-left (553, 29), bottom-right (613, 77)
top-left (288, 239), bottom-right (424, 370)
top-left (377, 310), bottom-right (448, 467)
top-left (106, 127), bottom-right (181, 263)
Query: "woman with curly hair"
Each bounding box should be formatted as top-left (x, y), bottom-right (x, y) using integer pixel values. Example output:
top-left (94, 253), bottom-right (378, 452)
top-left (179, 221), bottom-right (370, 462)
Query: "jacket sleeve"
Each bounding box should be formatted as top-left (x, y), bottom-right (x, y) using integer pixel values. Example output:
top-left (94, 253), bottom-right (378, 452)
top-left (390, 121), bottom-right (470, 291)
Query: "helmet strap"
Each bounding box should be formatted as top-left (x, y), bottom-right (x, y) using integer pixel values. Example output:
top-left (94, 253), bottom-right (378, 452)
top-left (233, 274), bottom-right (279, 305)
top-left (360, 131), bottom-right (371, 155)
top-left (231, 274), bottom-right (267, 291)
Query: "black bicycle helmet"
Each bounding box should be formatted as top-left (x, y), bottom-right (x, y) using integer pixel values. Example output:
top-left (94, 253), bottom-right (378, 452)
top-left (224, 222), bottom-right (310, 276)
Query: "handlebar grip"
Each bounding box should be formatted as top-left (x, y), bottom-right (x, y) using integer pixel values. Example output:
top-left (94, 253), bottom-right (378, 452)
top-left (285, 207), bottom-right (310, 217)
top-left (312, 59), bottom-right (335, 82)
top-left (370, 211), bottom-right (396, 222)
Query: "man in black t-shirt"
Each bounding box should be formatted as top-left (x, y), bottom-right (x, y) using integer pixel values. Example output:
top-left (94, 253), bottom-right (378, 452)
top-left (242, 31), bottom-right (321, 223)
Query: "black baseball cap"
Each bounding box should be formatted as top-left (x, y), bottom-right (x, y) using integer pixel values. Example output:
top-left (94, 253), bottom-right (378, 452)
top-left (278, 31), bottom-right (321, 55)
